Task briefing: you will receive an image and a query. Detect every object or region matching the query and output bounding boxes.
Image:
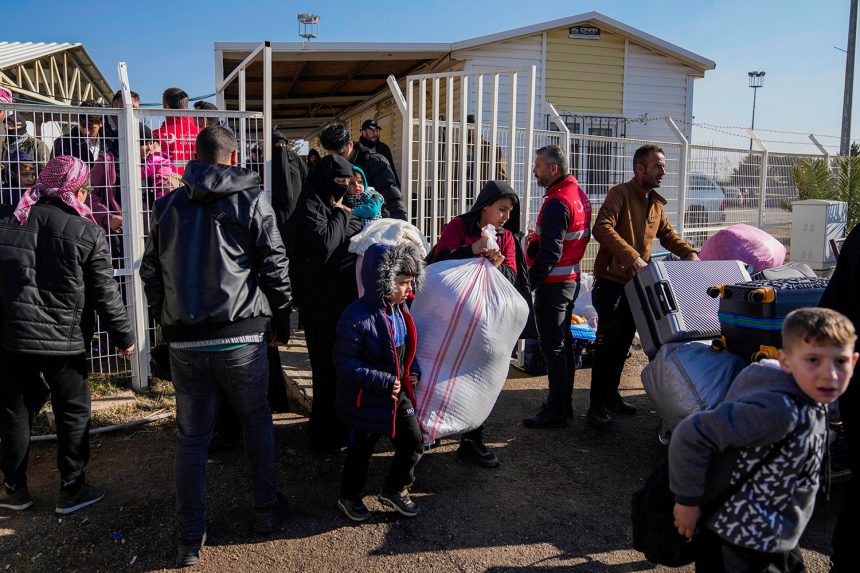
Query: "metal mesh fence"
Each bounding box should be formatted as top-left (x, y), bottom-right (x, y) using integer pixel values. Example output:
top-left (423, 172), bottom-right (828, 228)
top-left (131, 108), bottom-right (266, 376)
top-left (1, 102), bottom-right (134, 378)
top-left (0, 101), bottom-right (266, 387)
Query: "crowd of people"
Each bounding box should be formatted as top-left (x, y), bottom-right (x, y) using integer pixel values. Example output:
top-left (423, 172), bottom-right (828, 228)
top-left (0, 82), bottom-right (858, 572)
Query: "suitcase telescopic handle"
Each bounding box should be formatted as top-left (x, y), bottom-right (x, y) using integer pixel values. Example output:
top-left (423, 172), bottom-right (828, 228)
top-left (655, 281), bottom-right (678, 314)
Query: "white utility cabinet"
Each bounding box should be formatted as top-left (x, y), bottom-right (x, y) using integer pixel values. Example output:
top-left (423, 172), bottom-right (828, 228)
top-left (789, 199), bottom-right (847, 269)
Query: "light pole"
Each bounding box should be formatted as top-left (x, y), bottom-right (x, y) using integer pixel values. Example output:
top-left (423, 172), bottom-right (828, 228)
top-left (748, 70), bottom-right (766, 150)
top-left (840, 0), bottom-right (857, 155)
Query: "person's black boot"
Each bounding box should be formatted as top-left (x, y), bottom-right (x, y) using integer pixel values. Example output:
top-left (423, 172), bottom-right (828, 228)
top-left (586, 406), bottom-right (614, 429)
top-left (523, 410), bottom-right (569, 429)
top-left (605, 393), bottom-right (637, 415)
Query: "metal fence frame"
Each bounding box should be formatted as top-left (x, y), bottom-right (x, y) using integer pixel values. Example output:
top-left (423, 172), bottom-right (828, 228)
top-left (1, 66), bottom-right (834, 388)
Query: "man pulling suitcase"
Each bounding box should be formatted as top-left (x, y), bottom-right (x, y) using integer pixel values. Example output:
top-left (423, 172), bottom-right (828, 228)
top-left (588, 145), bottom-right (699, 429)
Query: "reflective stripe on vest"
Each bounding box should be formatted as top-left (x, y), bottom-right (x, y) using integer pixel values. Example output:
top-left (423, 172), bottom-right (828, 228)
top-left (549, 263), bottom-right (581, 277)
top-left (534, 227), bottom-right (590, 241)
top-left (565, 228), bottom-right (590, 241)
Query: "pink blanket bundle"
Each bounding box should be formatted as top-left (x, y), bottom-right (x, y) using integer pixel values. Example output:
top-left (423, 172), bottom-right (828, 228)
top-left (699, 224), bottom-right (786, 273)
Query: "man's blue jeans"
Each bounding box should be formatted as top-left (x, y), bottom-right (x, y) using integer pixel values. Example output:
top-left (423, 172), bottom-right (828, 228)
top-left (169, 341), bottom-right (277, 541)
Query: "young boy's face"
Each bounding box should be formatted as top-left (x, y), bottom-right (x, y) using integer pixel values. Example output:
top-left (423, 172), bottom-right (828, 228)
top-left (778, 339), bottom-right (858, 404)
top-left (387, 274), bottom-right (414, 305)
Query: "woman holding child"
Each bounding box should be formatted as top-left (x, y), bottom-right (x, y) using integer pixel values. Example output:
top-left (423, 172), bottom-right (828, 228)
top-left (294, 154), bottom-right (366, 452)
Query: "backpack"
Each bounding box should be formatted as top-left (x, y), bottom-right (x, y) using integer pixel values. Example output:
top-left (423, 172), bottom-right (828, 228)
top-left (632, 433), bottom-right (791, 566)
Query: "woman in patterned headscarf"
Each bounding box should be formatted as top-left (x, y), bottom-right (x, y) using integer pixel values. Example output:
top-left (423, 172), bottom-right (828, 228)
top-left (14, 155), bottom-right (95, 225)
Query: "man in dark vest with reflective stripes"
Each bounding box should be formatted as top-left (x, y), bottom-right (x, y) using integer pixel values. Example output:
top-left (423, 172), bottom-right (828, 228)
top-left (523, 144), bottom-right (592, 428)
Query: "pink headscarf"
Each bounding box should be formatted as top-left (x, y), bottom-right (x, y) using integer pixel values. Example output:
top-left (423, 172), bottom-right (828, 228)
top-left (14, 155), bottom-right (96, 225)
top-left (0, 86), bottom-right (12, 103)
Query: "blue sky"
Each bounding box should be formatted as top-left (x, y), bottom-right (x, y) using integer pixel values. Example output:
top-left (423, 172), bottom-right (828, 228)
top-left (5, 0), bottom-right (855, 152)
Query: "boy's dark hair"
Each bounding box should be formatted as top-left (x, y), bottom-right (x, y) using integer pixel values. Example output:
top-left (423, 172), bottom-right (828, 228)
top-left (195, 126), bottom-right (238, 164)
top-left (163, 87), bottom-right (189, 110)
top-left (320, 123), bottom-right (351, 152)
top-left (112, 90), bottom-right (140, 104)
top-left (783, 307), bottom-right (857, 350)
top-left (633, 145), bottom-right (664, 168)
top-left (194, 101), bottom-right (218, 111)
top-left (78, 100), bottom-right (103, 127)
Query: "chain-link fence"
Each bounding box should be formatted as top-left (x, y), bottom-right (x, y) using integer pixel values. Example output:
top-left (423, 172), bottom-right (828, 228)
top-left (0, 98), bottom-right (266, 388)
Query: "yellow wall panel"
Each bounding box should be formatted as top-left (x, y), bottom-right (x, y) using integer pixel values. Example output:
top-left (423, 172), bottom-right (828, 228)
top-left (545, 25), bottom-right (625, 114)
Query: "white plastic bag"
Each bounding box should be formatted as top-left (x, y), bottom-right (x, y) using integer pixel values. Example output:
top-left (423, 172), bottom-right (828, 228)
top-left (572, 272), bottom-right (597, 328)
top-left (411, 258), bottom-right (529, 445)
top-left (481, 224), bottom-right (499, 251)
top-left (350, 219), bottom-right (430, 297)
top-left (349, 218), bottom-right (430, 257)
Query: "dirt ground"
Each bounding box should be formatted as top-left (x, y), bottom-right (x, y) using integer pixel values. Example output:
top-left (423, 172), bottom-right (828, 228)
top-left (0, 351), bottom-right (844, 572)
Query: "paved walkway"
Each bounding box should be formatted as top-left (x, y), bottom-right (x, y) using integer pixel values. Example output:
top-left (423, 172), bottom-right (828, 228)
top-left (277, 319), bottom-right (313, 416)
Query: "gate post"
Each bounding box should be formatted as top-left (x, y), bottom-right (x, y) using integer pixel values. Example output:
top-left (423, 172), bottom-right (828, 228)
top-left (665, 117), bottom-right (689, 237)
top-left (747, 129), bottom-right (768, 227)
top-left (117, 62), bottom-right (150, 389)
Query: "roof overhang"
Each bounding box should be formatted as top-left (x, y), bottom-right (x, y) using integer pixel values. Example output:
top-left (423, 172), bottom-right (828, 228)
top-left (216, 42), bottom-right (451, 138)
top-left (0, 42), bottom-right (113, 105)
top-left (214, 12), bottom-right (714, 139)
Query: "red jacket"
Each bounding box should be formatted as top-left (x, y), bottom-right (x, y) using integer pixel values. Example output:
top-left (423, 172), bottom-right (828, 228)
top-left (433, 216), bottom-right (517, 274)
top-left (153, 116), bottom-right (201, 175)
top-left (527, 175), bottom-right (591, 283)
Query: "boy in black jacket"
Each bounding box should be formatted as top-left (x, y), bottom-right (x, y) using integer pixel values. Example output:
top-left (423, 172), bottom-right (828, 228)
top-left (333, 242), bottom-right (425, 521)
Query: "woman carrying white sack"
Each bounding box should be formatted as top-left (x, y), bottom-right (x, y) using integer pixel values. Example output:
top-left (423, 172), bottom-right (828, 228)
top-left (422, 180), bottom-right (530, 468)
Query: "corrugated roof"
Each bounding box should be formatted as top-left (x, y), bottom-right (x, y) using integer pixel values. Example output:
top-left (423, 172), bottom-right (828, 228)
top-left (0, 42), bottom-right (80, 69)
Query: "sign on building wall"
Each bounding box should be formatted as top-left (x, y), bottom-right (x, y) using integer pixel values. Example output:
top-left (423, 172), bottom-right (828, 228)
top-left (568, 26), bottom-right (600, 40)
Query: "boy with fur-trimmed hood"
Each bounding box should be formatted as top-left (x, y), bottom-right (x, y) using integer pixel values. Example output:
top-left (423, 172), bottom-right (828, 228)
top-left (669, 307), bottom-right (858, 572)
top-left (333, 242), bottom-right (425, 522)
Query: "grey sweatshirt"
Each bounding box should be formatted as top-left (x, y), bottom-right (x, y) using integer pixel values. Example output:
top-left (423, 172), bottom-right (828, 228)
top-left (669, 361), bottom-right (827, 553)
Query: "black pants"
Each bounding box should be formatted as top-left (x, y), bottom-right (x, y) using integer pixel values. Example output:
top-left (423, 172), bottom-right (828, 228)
top-left (695, 528), bottom-right (806, 573)
top-left (462, 425), bottom-right (485, 443)
top-left (340, 392), bottom-right (423, 499)
top-left (0, 349), bottom-right (91, 488)
top-left (533, 281), bottom-right (580, 417)
top-left (302, 272), bottom-right (356, 451)
top-left (832, 377), bottom-right (859, 569)
top-left (303, 309), bottom-right (347, 451)
top-left (589, 278), bottom-right (637, 408)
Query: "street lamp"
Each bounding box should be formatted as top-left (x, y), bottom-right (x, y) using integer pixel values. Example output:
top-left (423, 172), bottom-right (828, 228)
top-left (748, 70), bottom-right (766, 150)
top-left (297, 13), bottom-right (320, 41)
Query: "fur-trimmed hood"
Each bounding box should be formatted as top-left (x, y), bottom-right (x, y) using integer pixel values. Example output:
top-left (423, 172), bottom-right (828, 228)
top-left (360, 242), bottom-right (425, 307)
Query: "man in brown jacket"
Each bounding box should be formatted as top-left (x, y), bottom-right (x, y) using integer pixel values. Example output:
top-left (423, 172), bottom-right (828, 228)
top-left (587, 144), bottom-right (698, 429)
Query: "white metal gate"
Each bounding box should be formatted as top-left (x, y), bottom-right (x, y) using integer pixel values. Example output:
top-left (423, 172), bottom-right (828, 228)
top-left (388, 67), bottom-right (537, 244)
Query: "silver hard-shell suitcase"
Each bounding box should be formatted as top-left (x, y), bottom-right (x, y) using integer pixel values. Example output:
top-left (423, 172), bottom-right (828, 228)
top-left (624, 260), bottom-right (751, 358)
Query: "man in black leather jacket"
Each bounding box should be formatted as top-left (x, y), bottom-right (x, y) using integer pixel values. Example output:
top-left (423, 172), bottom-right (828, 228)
top-left (140, 126), bottom-right (292, 568)
top-left (0, 155), bottom-right (134, 516)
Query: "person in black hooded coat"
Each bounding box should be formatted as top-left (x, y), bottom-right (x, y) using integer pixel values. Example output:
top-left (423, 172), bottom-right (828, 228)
top-left (294, 154), bottom-right (365, 452)
top-left (270, 131), bottom-right (308, 252)
top-left (427, 180), bottom-right (536, 468)
top-left (819, 223), bottom-right (860, 572)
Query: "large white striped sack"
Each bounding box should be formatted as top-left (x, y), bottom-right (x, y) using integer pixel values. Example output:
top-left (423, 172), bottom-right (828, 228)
top-left (410, 258), bottom-right (529, 445)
